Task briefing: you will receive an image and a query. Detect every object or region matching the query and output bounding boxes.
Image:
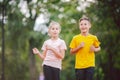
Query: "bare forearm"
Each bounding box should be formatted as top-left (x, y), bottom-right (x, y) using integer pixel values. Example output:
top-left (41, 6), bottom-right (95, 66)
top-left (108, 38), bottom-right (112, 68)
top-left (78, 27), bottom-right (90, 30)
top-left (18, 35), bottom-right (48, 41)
top-left (50, 48), bottom-right (64, 59)
top-left (70, 45), bottom-right (82, 54)
top-left (37, 52), bottom-right (45, 60)
top-left (32, 48), bottom-right (46, 60)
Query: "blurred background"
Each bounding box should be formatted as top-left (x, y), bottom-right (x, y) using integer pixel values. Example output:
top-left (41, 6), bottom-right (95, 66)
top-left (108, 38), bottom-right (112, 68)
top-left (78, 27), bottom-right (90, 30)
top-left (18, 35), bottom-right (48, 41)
top-left (0, 0), bottom-right (120, 80)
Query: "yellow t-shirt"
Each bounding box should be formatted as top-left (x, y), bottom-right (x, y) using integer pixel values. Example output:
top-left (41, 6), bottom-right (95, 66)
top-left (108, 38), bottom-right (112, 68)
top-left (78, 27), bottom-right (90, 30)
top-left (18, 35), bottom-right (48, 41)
top-left (69, 34), bottom-right (100, 69)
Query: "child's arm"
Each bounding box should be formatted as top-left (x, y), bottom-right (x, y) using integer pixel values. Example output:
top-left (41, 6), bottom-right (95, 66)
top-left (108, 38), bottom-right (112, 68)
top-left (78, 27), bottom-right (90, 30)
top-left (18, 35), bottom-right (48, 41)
top-left (32, 48), bottom-right (46, 60)
top-left (90, 45), bottom-right (101, 52)
top-left (46, 45), bottom-right (65, 59)
top-left (70, 42), bottom-right (85, 54)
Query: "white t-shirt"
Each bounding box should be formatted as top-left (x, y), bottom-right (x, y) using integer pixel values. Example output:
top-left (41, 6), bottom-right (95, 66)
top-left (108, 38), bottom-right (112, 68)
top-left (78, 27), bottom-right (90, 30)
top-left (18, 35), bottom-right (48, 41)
top-left (41, 38), bottom-right (67, 69)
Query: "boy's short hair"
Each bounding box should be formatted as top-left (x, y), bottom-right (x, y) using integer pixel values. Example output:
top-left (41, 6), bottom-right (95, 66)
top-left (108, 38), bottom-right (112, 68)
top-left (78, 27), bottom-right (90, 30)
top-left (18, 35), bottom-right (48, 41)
top-left (79, 15), bottom-right (91, 23)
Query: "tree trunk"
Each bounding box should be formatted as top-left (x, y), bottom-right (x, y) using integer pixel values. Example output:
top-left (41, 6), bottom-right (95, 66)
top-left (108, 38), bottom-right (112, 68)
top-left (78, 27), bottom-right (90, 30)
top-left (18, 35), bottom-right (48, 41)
top-left (1, 1), bottom-right (5, 80)
top-left (29, 38), bottom-right (37, 80)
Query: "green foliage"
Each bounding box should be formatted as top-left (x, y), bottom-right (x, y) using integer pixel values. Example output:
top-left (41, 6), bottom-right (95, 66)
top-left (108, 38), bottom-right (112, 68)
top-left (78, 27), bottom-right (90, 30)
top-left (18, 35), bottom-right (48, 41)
top-left (85, 1), bottom-right (120, 80)
top-left (0, 0), bottom-right (120, 80)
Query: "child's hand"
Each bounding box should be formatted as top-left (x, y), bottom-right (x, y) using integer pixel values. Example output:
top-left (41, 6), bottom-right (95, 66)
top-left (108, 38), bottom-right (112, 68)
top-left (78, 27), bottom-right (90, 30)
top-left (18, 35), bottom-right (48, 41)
top-left (46, 45), bottom-right (52, 50)
top-left (32, 48), bottom-right (40, 54)
top-left (80, 42), bottom-right (85, 48)
top-left (90, 45), bottom-right (95, 52)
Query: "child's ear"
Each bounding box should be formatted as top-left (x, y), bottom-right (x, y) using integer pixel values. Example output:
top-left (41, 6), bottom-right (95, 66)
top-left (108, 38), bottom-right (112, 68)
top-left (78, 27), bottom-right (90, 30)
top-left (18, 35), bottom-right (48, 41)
top-left (59, 29), bottom-right (61, 33)
top-left (90, 25), bottom-right (91, 28)
top-left (48, 29), bottom-right (51, 36)
top-left (89, 23), bottom-right (91, 28)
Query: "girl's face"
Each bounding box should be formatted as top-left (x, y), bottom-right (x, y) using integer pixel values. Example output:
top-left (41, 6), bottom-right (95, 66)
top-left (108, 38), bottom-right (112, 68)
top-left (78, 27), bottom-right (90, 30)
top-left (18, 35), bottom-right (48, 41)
top-left (48, 25), bottom-right (60, 38)
top-left (79, 20), bottom-right (91, 34)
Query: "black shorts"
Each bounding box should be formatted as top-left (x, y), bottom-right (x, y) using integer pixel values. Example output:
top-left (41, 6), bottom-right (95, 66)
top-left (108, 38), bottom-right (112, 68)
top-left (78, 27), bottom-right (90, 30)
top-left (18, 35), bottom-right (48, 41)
top-left (43, 65), bottom-right (60, 80)
top-left (75, 67), bottom-right (95, 80)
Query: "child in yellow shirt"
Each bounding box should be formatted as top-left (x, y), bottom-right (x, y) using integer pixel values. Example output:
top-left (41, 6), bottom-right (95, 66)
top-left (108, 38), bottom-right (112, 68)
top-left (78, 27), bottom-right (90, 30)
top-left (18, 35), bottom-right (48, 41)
top-left (69, 16), bottom-right (101, 80)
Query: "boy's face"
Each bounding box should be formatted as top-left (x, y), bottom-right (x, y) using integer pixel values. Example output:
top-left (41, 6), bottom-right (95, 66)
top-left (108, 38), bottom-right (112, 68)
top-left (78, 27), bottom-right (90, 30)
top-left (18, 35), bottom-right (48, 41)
top-left (79, 20), bottom-right (91, 34)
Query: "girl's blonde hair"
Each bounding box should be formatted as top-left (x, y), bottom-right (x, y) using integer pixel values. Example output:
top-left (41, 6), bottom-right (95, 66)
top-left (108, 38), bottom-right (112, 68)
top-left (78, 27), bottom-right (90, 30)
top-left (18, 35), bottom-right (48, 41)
top-left (48, 21), bottom-right (61, 30)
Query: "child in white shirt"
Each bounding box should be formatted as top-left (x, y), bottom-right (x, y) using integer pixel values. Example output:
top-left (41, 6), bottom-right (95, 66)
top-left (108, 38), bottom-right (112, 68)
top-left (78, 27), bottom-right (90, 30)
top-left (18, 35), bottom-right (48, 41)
top-left (33, 21), bottom-right (67, 80)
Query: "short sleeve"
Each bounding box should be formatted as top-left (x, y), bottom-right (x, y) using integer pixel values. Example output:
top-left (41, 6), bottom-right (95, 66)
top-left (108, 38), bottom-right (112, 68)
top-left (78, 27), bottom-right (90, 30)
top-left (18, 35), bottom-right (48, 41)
top-left (41, 41), bottom-right (47, 50)
top-left (93, 36), bottom-right (100, 47)
top-left (69, 37), bottom-right (76, 49)
top-left (60, 40), bottom-right (67, 50)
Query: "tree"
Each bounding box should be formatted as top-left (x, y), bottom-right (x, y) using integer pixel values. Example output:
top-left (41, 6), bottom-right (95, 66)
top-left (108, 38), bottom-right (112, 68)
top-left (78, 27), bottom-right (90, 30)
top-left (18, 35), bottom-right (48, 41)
top-left (0, 0), bottom-right (9, 80)
top-left (96, 0), bottom-right (120, 80)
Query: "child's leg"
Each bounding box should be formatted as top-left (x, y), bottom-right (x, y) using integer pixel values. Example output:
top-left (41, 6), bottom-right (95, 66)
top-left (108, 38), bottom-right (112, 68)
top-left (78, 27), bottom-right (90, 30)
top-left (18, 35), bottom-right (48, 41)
top-left (86, 67), bottom-right (94, 80)
top-left (43, 65), bottom-right (53, 80)
top-left (75, 69), bottom-right (86, 80)
top-left (52, 67), bottom-right (60, 80)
